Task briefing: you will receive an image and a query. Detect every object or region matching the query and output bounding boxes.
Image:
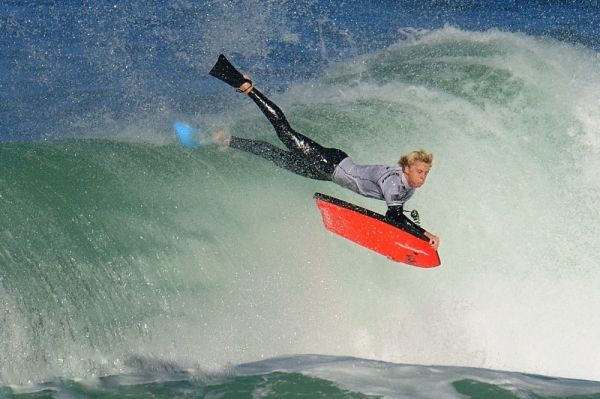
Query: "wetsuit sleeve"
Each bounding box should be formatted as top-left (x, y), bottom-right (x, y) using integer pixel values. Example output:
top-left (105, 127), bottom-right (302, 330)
top-left (385, 206), bottom-right (429, 241)
top-left (380, 171), bottom-right (415, 207)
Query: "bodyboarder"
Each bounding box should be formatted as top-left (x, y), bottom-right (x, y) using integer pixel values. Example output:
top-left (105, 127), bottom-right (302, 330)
top-left (208, 55), bottom-right (439, 249)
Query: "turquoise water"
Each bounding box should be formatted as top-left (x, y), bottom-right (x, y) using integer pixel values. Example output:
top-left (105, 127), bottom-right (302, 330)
top-left (3, 356), bottom-right (600, 398)
top-left (2, 1), bottom-right (600, 397)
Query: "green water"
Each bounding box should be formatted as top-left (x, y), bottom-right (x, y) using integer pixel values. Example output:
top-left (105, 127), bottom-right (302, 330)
top-left (0, 372), bottom-right (378, 399)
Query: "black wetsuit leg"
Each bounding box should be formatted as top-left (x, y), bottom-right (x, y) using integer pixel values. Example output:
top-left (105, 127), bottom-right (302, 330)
top-left (247, 88), bottom-right (348, 177)
top-left (229, 136), bottom-right (331, 181)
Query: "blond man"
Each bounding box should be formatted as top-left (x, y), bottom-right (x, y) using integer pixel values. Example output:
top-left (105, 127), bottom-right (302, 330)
top-left (210, 55), bottom-right (439, 249)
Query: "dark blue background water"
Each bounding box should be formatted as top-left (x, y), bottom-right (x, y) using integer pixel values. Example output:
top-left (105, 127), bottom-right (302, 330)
top-left (1, 1), bottom-right (598, 141)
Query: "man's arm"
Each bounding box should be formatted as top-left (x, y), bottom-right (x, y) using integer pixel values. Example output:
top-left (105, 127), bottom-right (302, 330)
top-left (385, 206), bottom-right (439, 249)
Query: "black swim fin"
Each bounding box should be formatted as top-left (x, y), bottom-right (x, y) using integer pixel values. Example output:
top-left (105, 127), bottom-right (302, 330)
top-left (209, 54), bottom-right (251, 89)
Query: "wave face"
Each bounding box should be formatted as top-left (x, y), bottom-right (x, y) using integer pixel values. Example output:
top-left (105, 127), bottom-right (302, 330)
top-left (2, 1), bottom-right (600, 387)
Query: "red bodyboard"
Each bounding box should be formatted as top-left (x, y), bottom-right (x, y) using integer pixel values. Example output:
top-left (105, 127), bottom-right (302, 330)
top-left (314, 193), bottom-right (441, 268)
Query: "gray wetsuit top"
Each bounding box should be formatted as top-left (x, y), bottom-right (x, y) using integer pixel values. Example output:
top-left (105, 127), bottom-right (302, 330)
top-left (332, 157), bottom-right (415, 207)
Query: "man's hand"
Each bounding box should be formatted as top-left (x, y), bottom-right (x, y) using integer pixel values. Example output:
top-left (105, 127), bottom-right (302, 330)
top-left (424, 231), bottom-right (440, 250)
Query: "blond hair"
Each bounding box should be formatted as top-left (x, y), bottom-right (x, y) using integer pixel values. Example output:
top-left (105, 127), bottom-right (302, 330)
top-left (399, 149), bottom-right (433, 168)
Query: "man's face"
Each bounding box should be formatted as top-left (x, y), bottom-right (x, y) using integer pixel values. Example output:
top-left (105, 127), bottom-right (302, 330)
top-left (403, 161), bottom-right (431, 188)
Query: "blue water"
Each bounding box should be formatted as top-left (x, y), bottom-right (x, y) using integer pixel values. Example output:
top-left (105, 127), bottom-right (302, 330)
top-left (2, 1), bottom-right (600, 397)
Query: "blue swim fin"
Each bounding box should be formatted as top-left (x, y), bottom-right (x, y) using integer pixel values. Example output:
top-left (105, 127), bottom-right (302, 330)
top-left (174, 122), bottom-right (203, 148)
